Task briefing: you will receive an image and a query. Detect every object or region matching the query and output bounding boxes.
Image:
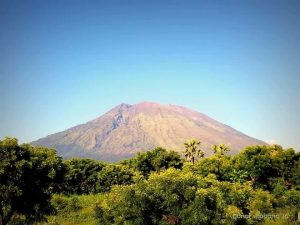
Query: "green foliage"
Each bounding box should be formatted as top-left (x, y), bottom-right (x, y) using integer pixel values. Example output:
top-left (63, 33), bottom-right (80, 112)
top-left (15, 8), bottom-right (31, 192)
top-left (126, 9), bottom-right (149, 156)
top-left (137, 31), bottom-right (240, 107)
top-left (94, 166), bottom-right (300, 224)
top-left (280, 189), bottom-right (300, 208)
top-left (94, 145), bottom-right (300, 225)
top-left (236, 145), bottom-right (300, 191)
top-left (63, 158), bottom-right (106, 194)
top-left (180, 188), bottom-right (223, 225)
top-left (229, 169), bottom-right (249, 183)
top-left (211, 144), bottom-right (230, 156)
top-left (193, 154), bottom-right (233, 181)
top-left (184, 139), bottom-right (204, 165)
top-left (40, 194), bottom-right (103, 225)
top-left (51, 194), bottom-right (70, 212)
top-left (96, 164), bottom-right (136, 192)
top-left (63, 158), bottom-right (138, 194)
top-left (2, 137), bottom-right (300, 224)
top-left (51, 194), bottom-right (82, 213)
top-left (122, 147), bottom-right (183, 176)
top-left (95, 169), bottom-right (277, 225)
top-left (0, 137), bottom-right (66, 224)
top-left (95, 168), bottom-right (199, 224)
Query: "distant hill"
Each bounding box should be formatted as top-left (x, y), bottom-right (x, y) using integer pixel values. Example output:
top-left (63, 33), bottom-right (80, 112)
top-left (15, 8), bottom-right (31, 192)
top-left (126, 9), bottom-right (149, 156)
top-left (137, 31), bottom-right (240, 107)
top-left (32, 102), bottom-right (265, 161)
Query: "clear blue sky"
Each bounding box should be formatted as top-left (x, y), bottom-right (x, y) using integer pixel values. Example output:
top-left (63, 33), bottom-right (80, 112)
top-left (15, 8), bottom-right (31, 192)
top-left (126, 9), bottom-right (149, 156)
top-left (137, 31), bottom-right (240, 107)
top-left (0, 0), bottom-right (299, 150)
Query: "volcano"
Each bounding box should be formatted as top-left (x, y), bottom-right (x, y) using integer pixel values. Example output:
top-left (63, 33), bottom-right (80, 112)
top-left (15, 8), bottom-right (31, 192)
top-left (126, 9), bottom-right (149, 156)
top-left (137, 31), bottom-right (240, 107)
top-left (32, 102), bottom-right (265, 161)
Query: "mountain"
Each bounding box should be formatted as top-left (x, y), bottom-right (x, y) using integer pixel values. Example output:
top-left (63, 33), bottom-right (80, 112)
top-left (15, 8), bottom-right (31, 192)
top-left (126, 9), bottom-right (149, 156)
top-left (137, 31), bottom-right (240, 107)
top-left (32, 102), bottom-right (265, 161)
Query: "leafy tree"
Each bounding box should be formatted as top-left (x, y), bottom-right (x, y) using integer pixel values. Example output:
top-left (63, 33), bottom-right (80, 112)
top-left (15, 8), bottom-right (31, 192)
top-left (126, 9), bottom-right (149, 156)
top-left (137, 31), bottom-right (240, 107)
top-left (2, 137), bottom-right (300, 224)
top-left (247, 189), bottom-right (274, 224)
top-left (95, 168), bottom-right (198, 224)
top-left (180, 188), bottom-right (223, 225)
top-left (277, 148), bottom-right (300, 189)
top-left (63, 158), bottom-right (106, 194)
top-left (184, 139), bottom-right (204, 165)
top-left (274, 188), bottom-right (300, 216)
top-left (0, 137), bottom-right (66, 225)
top-left (51, 194), bottom-right (82, 213)
top-left (151, 147), bottom-right (183, 172)
top-left (236, 145), bottom-right (300, 191)
top-left (193, 155), bottom-right (234, 181)
top-left (96, 164), bottom-right (136, 192)
top-left (236, 145), bottom-right (277, 188)
top-left (291, 160), bottom-right (300, 189)
top-left (122, 147), bottom-right (183, 176)
top-left (229, 169), bottom-right (249, 183)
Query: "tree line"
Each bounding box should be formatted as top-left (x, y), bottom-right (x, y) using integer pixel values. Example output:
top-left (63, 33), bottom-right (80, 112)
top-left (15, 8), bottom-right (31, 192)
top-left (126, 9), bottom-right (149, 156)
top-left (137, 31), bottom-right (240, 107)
top-left (0, 137), bottom-right (299, 224)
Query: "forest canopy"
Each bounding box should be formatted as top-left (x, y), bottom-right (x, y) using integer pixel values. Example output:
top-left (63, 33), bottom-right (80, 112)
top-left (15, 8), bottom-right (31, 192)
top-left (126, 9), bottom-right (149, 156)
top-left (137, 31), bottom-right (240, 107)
top-left (0, 137), bottom-right (299, 225)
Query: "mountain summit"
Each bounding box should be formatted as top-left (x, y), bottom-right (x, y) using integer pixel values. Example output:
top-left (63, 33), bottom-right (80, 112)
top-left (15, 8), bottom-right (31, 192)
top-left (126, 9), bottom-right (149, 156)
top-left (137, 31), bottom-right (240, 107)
top-left (32, 102), bottom-right (265, 161)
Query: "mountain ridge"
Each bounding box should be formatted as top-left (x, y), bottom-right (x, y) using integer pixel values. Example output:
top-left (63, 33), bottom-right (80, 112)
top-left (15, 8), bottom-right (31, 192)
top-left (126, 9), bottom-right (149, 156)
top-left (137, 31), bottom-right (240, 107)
top-left (32, 102), bottom-right (266, 161)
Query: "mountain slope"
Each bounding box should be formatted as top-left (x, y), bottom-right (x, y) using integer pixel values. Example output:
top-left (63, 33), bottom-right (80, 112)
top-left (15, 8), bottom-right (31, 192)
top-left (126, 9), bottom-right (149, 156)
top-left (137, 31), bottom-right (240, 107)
top-left (32, 102), bottom-right (265, 161)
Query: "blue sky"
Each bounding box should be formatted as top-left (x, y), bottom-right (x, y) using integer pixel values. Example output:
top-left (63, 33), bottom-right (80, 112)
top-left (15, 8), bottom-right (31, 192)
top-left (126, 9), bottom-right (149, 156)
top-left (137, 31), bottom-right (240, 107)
top-left (0, 0), bottom-right (299, 150)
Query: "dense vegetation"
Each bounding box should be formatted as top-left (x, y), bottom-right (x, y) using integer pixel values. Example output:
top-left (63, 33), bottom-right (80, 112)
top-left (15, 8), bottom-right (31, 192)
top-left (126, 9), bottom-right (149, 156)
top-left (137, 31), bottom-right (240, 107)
top-left (1, 137), bottom-right (300, 225)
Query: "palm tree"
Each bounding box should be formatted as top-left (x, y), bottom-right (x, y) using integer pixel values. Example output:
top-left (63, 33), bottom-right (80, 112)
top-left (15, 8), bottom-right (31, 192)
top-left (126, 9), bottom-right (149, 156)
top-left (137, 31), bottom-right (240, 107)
top-left (184, 139), bottom-right (204, 165)
top-left (211, 144), bottom-right (230, 156)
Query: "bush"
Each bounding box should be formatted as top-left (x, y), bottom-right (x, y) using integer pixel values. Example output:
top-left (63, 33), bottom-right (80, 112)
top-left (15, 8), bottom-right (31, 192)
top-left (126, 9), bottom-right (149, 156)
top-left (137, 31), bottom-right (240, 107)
top-left (51, 194), bottom-right (82, 213)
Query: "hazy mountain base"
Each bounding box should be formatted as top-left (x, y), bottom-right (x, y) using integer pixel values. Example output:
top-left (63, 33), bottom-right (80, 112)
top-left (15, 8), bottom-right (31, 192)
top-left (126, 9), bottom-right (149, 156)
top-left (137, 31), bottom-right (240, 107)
top-left (53, 143), bottom-right (136, 162)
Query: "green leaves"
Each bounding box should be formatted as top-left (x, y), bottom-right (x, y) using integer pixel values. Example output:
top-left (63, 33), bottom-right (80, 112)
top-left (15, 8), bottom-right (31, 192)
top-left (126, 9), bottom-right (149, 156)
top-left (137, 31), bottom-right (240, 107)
top-left (229, 169), bottom-right (249, 183)
top-left (236, 145), bottom-right (300, 190)
top-left (95, 168), bottom-right (198, 225)
top-left (1, 137), bottom-right (300, 224)
top-left (184, 139), bottom-right (204, 165)
top-left (123, 147), bottom-right (183, 176)
top-left (63, 158), bottom-right (106, 194)
top-left (96, 164), bottom-right (135, 193)
top-left (0, 137), bottom-right (66, 224)
top-left (211, 144), bottom-right (230, 156)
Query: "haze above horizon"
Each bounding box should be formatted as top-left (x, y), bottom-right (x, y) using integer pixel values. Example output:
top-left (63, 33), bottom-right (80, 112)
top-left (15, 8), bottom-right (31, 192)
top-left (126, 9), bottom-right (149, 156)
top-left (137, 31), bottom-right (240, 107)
top-left (0, 0), bottom-right (299, 150)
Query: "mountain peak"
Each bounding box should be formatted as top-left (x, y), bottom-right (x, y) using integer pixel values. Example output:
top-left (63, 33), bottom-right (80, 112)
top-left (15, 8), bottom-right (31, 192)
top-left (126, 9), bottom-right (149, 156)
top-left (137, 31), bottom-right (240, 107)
top-left (32, 102), bottom-right (265, 161)
top-left (135, 102), bottom-right (162, 107)
top-left (109, 103), bottom-right (132, 112)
